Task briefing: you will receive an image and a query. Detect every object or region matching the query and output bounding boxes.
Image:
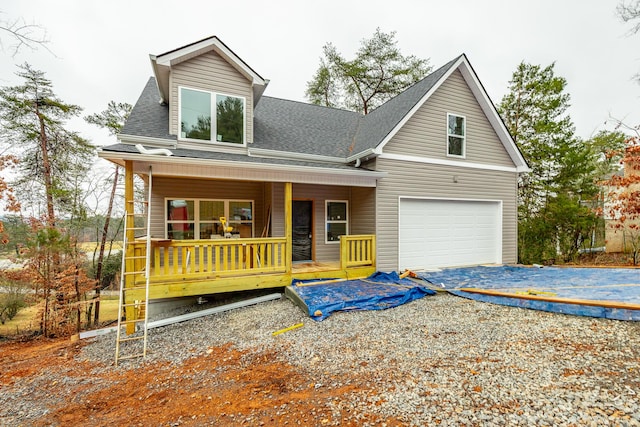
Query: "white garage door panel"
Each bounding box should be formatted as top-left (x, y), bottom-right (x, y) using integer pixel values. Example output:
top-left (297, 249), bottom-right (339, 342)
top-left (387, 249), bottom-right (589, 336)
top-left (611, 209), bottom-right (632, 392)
top-left (399, 199), bottom-right (501, 270)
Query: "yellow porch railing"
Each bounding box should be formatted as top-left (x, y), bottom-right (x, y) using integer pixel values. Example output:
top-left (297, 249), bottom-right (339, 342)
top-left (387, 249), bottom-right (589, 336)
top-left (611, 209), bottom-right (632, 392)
top-left (127, 234), bottom-right (376, 284)
top-left (130, 237), bottom-right (288, 283)
top-left (340, 234), bottom-right (376, 269)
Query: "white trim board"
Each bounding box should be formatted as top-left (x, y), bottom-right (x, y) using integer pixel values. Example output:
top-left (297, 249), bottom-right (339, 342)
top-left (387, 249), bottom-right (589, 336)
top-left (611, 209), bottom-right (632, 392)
top-left (379, 152), bottom-right (521, 173)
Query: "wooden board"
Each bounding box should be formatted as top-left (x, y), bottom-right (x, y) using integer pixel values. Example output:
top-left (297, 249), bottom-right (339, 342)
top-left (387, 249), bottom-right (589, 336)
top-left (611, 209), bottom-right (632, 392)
top-left (458, 288), bottom-right (640, 311)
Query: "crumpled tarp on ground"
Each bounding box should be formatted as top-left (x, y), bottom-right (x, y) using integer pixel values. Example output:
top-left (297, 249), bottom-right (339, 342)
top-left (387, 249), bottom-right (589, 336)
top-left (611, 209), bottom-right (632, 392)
top-left (289, 271), bottom-right (436, 321)
top-left (419, 266), bottom-right (640, 321)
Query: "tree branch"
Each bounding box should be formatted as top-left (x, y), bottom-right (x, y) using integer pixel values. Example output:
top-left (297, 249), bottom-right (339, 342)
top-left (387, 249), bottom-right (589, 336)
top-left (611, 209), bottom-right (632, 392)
top-left (0, 13), bottom-right (53, 57)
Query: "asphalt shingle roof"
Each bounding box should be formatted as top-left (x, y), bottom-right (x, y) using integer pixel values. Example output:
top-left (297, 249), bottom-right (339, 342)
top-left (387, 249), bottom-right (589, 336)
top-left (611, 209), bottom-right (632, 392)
top-left (253, 97), bottom-right (361, 158)
top-left (114, 56), bottom-right (462, 160)
top-left (121, 77), bottom-right (175, 141)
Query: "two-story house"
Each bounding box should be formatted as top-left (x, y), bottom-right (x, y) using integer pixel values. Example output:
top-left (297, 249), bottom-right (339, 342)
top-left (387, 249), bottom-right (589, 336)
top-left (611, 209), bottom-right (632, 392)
top-left (99, 36), bottom-right (528, 325)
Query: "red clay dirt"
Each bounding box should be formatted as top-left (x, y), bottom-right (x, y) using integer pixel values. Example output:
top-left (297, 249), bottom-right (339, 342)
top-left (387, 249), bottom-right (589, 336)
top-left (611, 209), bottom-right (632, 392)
top-left (1, 337), bottom-right (402, 426)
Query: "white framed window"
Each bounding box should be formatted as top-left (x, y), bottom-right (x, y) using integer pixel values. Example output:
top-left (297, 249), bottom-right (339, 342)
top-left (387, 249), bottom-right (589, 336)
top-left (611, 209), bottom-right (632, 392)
top-left (325, 200), bottom-right (348, 244)
top-left (166, 198), bottom-right (253, 239)
top-left (447, 113), bottom-right (466, 157)
top-left (179, 87), bottom-right (246, 146)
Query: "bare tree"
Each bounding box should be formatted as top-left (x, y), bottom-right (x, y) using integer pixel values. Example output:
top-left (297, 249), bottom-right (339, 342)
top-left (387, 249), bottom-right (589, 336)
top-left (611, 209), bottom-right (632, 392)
top-left (0, 11), bottom-right (51, 56)
top-left (618, 0), bottom-right (640, 34)
top-left (85, 101), bottom-right (132, 326)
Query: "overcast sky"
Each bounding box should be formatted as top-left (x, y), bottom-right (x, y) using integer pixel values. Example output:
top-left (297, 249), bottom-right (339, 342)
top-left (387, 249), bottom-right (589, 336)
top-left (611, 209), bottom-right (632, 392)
top-left (1, 0), bottom-right (639, 149)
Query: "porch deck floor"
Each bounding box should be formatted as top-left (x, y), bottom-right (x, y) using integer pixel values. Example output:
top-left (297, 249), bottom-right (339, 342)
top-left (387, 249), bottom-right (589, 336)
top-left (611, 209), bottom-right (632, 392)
top-left (292, 261), bottom-right (340, 274)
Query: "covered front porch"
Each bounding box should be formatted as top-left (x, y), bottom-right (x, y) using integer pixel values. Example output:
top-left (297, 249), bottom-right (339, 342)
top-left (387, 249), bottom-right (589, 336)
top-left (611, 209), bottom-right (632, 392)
top-left (117, 155), bottom-right (381, 311)
top-left (123, 234), bottom-right (377, 301)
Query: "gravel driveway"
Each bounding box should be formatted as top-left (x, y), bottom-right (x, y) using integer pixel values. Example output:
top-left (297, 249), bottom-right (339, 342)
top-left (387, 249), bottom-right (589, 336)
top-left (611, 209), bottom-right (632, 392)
top-left (76, 291), bottom-right (640, 426)
top-left (4, 291), bottom-right (640, 426)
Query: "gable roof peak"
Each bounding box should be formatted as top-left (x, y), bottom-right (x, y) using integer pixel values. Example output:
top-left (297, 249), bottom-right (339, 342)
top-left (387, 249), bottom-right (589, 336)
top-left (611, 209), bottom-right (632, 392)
top-left (350, 53), bottom-right (528, 171)
top-left (150, 35), bottom-right (267, 104)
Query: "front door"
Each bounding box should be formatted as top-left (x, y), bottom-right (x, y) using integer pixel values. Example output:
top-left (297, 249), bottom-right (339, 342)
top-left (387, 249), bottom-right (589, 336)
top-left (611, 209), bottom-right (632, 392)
top-left (292, 200), bottom-right (313, 261)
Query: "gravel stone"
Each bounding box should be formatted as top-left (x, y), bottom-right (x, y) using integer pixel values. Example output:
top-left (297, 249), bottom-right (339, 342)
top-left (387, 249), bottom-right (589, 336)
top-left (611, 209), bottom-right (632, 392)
top-left (5, 292), bottom-right (640, 425)
top-left (129, 294), bottom-right (640, 424)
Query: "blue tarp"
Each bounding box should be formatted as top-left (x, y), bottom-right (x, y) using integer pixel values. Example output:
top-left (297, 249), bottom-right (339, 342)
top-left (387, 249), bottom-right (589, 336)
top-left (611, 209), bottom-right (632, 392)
top-left (419, 266), bottom-right (640, 321)
top-left (290, 271), bottom-right (436, 321)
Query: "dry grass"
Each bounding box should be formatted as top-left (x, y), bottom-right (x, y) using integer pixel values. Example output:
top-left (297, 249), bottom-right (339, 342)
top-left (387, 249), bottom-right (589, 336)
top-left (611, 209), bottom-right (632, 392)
top-left (0, 296), bottom-right (119, 337)
top-left (0, 305), bottom-right (39, 336)
top-left (77, 241), bottom-right (123, 252)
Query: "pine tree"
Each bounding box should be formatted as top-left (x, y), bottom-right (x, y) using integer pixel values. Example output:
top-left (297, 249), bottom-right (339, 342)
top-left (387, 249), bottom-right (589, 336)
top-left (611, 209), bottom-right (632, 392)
top-left (499, 62), bottom-right (603, 262)
top-left (0, 63), bottom-right (94, 225)
top-left (306, 28), bottom-right (432, 114)
top-left (0, 63), bottom-right (95, 336)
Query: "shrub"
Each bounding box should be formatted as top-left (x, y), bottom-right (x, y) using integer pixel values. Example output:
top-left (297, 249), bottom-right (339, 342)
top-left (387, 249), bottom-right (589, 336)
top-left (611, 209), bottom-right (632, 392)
top-left (0, 279), bottom-right (27, 324)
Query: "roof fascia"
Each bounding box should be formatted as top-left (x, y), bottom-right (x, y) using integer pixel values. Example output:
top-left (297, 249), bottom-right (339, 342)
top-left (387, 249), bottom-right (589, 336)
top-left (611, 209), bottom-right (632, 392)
top-left (346, 148), bottom-right (378, 163)
top-left (155, 36), bottom-right (265, 84)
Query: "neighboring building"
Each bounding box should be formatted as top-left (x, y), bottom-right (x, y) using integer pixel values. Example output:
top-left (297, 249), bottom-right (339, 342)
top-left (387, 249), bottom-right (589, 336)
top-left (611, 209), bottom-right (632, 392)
top-left (99, 36), bottom-right (528, 309)
top-left (605, 153), bottom-right (640, 254)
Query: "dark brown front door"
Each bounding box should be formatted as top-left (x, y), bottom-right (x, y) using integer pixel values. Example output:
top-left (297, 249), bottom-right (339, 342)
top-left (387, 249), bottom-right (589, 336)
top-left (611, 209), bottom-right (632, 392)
top-left (292, 200), bottom-right (313, 261)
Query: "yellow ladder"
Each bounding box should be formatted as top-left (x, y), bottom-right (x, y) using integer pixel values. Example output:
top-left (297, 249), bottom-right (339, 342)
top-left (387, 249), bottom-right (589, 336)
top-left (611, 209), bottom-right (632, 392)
top-left (115, 166), bottom-right (153, 365)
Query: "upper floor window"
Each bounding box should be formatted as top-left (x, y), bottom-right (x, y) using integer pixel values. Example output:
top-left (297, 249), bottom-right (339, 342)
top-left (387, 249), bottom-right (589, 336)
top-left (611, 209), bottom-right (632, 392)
top-left (447, 113), bottom-right (466, 157)
top-left (179, 87), bottom-right (245, 145)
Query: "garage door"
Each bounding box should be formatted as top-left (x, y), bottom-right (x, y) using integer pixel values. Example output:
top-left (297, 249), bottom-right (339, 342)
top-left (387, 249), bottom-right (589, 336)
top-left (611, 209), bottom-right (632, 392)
top-left (399, 198), bottom-right (501, 270)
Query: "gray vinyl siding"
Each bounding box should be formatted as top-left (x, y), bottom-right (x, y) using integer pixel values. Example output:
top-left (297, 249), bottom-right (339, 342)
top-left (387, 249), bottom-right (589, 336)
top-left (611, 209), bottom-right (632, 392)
top-left (186, 181), bottom-right (358, 263)
top-left (373, 157), bottom-right (518, 271)
top-left (270, 183), bottom-right (285, 238)
top-left (149, 177), bottom-right (265, 239)
top-left (350, 187), bottom-right (376, 235)
top-left (169, 51), bottom-right (253, 142)
top-left (384, 70), bottom-right (513, 168)
top-left (263, 182), bottom-right (274, 237)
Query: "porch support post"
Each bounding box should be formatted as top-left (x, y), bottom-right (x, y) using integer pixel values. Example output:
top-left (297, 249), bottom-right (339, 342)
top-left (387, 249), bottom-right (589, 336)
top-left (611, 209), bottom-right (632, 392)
top-left (124, 160), bottom-right (135, 334)
top-left (284, 182), bottom-right (292, 274)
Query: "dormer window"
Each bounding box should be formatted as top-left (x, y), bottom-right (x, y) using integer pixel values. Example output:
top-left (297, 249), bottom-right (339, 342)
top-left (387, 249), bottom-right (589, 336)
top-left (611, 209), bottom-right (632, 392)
top-left (447, 113), bottom-right (465, 157)
top-left (179, 87), bottom-right (245, 145)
